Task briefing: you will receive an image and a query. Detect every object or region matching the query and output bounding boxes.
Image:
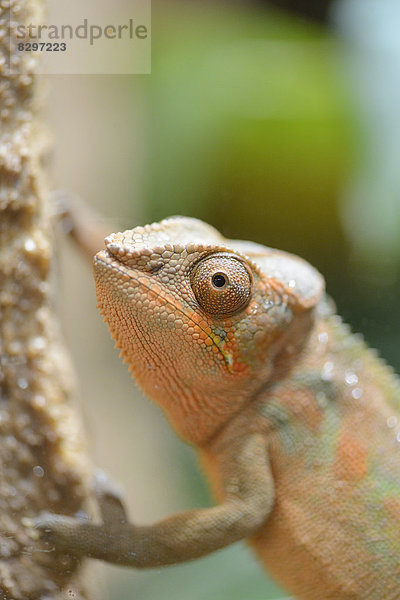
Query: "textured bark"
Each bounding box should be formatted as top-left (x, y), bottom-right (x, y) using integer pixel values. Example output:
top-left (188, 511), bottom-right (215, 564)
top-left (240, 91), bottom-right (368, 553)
top-left (0, 1), bottom-right (93, 598)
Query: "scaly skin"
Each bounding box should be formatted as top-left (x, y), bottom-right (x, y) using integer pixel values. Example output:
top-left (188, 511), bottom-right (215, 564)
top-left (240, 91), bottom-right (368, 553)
top-left (34, 217), bottom-right (400, 599)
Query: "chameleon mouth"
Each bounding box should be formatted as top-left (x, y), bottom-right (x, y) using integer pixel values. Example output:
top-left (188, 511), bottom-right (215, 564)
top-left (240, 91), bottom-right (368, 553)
top-left (93, 250), bottom-right (235, 373)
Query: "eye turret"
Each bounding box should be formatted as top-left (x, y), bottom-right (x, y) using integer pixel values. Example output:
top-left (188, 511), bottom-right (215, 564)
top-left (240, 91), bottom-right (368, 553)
top-left (190, 254), bottom-right (252, 317)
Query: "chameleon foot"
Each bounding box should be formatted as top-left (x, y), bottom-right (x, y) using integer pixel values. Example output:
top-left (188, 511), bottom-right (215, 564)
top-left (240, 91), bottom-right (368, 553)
top-left (30, 512), bottom-right (94, 555)
top-left (29, 469), bottom-right (130, 558)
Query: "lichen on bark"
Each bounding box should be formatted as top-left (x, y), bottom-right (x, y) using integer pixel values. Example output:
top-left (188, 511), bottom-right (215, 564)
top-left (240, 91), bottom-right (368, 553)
top-left (0, 0), bottom-right (93, 597)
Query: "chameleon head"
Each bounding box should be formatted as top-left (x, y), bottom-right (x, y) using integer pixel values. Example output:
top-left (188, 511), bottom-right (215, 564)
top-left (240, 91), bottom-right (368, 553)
top-left (93, 217), bottom-right (324, 445)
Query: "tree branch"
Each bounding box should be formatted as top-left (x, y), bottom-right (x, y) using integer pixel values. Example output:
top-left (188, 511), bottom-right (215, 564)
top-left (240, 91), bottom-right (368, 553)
top-left (0, 1), bottom-right (94, 597)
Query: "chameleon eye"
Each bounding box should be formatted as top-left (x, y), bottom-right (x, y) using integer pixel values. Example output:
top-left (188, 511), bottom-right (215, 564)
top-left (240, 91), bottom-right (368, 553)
top-left (191, 254), bottom-right (252, 316)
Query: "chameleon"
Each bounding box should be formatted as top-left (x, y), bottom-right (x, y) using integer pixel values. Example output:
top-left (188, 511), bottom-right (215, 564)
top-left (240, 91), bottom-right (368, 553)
top-left (34, 216), bottom-right (400, 600)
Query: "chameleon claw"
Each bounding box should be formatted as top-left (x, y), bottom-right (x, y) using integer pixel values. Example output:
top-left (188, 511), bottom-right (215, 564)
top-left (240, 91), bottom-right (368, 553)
top-left (22, 516), bottom-right (41, 540)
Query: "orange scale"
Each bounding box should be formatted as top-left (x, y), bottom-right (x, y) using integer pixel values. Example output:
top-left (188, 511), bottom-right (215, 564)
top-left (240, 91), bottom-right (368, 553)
top-left (334, 432), bottom-right (368, 482)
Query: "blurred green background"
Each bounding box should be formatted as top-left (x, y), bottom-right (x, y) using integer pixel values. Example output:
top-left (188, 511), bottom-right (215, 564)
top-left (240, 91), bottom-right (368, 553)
top-left (48, 0), bottom-right (400, 598)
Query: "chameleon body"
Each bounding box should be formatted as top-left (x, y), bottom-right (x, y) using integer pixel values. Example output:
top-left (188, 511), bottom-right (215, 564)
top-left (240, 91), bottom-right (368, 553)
top-left (35, 217), bottom-right (400, 600)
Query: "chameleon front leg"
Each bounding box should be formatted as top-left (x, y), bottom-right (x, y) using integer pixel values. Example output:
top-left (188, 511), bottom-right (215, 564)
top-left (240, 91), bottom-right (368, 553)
top-left (33, 433), bottom-right (274, 567)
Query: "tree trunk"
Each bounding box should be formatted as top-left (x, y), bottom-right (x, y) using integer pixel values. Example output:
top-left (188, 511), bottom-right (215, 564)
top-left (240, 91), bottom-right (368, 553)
top-left (0, 1), bottom-right (94, 597)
